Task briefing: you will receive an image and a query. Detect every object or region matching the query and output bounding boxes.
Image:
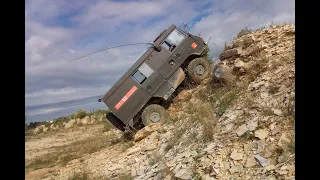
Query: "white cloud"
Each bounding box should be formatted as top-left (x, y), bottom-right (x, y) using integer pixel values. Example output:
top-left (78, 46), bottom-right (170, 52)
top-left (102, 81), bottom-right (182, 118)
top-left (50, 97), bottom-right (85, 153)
top-left (25, 0), bottom-right (295, 106)
top-left (68, 49), bottom-right (75, 53)
top-left (191, 0), bottom-right (295, 58)
top-left (26, 87), bottom-right (80, 98)
top-left (25, 36), bottom-right (51, 62)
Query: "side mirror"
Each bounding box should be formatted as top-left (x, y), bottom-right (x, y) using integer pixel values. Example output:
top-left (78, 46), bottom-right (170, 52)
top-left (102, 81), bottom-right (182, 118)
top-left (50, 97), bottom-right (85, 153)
top-left (153, 44), bottom-right (162, 52)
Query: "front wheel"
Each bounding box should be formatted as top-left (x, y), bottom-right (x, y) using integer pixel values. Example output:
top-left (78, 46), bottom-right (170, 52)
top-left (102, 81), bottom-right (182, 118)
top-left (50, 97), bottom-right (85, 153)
top-left (141, 104), bottom-right (168, 126)
top-left (187, 58), bottom-right (211, 83)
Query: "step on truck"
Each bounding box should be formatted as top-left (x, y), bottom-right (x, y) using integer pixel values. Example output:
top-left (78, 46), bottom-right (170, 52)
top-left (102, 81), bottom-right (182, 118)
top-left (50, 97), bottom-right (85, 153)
top-left (99, 24), bottom-right (211, 134)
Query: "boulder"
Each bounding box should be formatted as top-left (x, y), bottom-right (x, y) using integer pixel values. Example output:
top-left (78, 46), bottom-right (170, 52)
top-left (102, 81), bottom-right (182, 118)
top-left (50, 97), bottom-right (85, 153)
top-left (134, 123), bottom-right (162, 142)
top-left (213, 64), bottom-right (236, 84)
top-left (243, 35), bottom-right (256, 47)
top-left (219, 48), bottom-right (242, 60)
top-left (64, 119), bottom-right (76, 129)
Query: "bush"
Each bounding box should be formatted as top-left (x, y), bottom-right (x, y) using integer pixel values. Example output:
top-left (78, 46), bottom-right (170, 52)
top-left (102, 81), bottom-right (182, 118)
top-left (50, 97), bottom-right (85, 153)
top-left (72, 109), bottom-right (87, 119)
top-left (101, 118), bottom-right (114, 132)
top-left (53, 116), bottom-right (71, 127)
top-left (237, 27), bottom-right (252, 38)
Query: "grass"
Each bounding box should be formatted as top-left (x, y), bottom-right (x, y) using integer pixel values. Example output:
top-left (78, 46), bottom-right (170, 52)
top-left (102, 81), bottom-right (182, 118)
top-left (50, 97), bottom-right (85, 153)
top-left (241, 131), bottom-right (255, 141)
top-left (216, 90), bottom-right (238, 117)
top-left (192, 172), bottom-right (202, 180)
top-left (26, 133), bottom-right (121, 171)
top-left (68, 172), bottom-right (89, 180)
top-left (117, 173), bottom-right (132, 180)
top-left (247, 54), bottom-right (269, 82)
top-left (119, 140), bottom-right (134, 152)
top-left (27, 157), bottom-right (56, 170)
top-left (148, 152), bottom-right (162, 166)
top-left (286, 133), bottom-right (295, 152)
top-left (262, 108), bottom-right (275, 116)
top-left (166, 115), bottom-right (179, 124)
top-left (101, 118), bottom-right (114, 132)
top-left (237, 27), bottom-right (252, 38)
top-left (268, 85), bottom-right (280, 94)
top-left (244, 94), bottom-right (256, 108)
top-left (164, 127), bottom-right (185, 152)
top-left (194, 103), bottom-right (217, 142)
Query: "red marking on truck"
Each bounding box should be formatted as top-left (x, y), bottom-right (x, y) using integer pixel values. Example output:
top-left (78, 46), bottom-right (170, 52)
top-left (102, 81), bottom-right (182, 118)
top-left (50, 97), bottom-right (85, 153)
top-left (114, 85), bottom-right (137, 110)
top-left (191, 42), bottom-right (197, 49)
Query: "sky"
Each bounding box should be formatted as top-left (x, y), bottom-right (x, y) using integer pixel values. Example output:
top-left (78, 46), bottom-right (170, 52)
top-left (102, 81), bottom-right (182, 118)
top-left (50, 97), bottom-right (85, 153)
top-left (25, 0), bottom-right (295, 107)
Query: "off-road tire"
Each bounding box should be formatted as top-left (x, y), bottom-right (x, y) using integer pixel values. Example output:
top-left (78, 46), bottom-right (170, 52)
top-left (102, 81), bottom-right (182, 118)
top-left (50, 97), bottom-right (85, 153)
top-left (141, 104), bottom-right (167, 126)
top-left (187, 58), bottom-right (211, 83)
top-left (106, 112), bottom-right (126, 131)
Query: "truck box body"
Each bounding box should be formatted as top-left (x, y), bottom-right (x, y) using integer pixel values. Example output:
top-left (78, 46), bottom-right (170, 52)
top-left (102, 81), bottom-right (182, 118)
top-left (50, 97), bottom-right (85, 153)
top-left (101, 24), bottom-right (207, 126)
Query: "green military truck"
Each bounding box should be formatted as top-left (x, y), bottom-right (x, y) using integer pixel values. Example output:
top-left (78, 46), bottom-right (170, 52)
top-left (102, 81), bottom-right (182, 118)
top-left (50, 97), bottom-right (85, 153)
top-left (100, 24), bottom-right (211, 134)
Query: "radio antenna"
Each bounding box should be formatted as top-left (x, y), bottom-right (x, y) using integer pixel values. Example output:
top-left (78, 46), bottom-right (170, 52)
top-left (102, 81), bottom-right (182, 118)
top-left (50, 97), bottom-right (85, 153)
top-left (68, 42), bottom-right (153, 63)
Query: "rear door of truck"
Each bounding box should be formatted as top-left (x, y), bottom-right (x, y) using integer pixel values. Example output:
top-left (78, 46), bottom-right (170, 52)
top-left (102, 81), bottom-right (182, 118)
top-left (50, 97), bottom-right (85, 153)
top-left (106, 59), bottom-right (167, 125)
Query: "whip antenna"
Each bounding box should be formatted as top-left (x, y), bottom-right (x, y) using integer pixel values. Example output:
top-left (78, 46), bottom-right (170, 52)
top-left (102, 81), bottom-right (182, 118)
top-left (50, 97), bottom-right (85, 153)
top-left (68, 42), bottom-right (153, 63)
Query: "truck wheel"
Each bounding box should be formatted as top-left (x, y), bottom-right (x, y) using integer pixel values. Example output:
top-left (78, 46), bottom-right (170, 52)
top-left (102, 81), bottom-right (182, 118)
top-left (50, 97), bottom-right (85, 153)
top-left (187, 58), bottom-right (211, 83)
top-left (141, 104), bottom-right (167, 126)
top-left (106, 112), bottom-right (126, 131)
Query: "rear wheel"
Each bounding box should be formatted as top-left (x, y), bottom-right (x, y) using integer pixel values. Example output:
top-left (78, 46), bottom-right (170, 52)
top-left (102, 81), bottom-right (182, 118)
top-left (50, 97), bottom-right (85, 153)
top-left (141, 104), bottom-right (167, 126)
top-left (106, 112), bottom-right (126, 131)
top-left (187, 58), bottom-right (211, 83)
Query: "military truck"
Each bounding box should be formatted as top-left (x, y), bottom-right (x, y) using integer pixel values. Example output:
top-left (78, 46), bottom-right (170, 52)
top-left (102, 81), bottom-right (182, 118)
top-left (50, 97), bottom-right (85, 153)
top-left (99, 24), bottom-right (211, 133)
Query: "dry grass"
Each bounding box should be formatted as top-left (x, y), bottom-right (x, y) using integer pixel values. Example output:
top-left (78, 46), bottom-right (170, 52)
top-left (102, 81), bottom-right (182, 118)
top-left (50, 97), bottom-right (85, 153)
top-left (237, 27), bottom-right (253, 38)
top-left (262, 108), bottom-right (275, 116)
top-left (241, 131), bottom-right (255, 141)
top-left (268, 85), bottom-right (280, 94)
top-left (119, 140), bottom-right (134, 152)
top-left (68, 172), bottom-right (89, 180)
top-left (164, 126), bottom-right (186, 152)
top-left (166, 115), bottom-right (179, 124)
top-left (247, 55), bottom-right (269, 82)
top-left (148, 152), bottom-right (162, 166)
top-left (286, 133), bottom-right (295, 153)
top-left (194, 103), bottom-right (217, 142)
top-left (216, 90), bottom-right (238, 117)
top-left (26, 133), bottom-right (121, 171)
top-left (117, 173), bottom-right (133, 180)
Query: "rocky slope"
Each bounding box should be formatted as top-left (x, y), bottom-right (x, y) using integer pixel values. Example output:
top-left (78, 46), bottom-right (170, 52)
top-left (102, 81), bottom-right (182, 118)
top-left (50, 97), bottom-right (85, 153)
top-left (25, 24), bottom-right (295, 180)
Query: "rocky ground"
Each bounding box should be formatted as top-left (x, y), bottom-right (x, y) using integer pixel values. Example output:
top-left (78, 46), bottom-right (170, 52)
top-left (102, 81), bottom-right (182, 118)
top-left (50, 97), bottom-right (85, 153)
top-left (25, 24), bottom-right (295, 180)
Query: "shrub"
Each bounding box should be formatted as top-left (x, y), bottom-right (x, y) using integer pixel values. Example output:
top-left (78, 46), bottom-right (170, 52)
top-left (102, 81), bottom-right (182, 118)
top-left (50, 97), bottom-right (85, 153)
top-left (53, 116), bottom-right (71, 127)
top-left (237, 27), bottom-right (252, 38)
top-left (72, 109), bottom-right (87, 119)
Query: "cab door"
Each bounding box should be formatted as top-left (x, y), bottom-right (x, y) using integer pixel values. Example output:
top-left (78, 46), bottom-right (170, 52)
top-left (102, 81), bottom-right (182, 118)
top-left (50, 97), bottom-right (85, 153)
top-left (158, 28), bottom-right (188, 79)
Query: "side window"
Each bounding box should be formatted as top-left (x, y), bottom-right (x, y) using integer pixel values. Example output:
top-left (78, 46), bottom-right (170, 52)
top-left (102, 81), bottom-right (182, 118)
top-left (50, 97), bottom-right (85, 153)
top-left (162, 29), bottom-right (186, 52)
top-left (132, 63), bottom-right (154, 84)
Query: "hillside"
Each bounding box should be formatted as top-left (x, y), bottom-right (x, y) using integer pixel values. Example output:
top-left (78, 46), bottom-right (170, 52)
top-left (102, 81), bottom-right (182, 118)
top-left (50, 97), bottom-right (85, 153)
top-left (25, 24), bottom-right (295, 180)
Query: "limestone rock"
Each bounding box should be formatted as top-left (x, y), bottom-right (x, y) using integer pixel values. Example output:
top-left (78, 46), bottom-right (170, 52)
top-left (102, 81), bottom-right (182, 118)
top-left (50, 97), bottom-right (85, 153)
top-left (219, 48), bottom-right (242, 60)
top-left (237, 124), bottom-right (249, 136)
top-left (246, 120), bottom-right (258, 131)
top-left (254, 154), bottom-right (268, 167)
top-left (255, 129), bottom-right (269, 139)
top-left (243, 36), bottom-right (256, 47)
top-left (277, 133), bottom-right (290, 148)
top-left (134, 123), bottom-right (162, 142)
top-left (65, 119), bottom-right (75, 129)
top-left (245, 156), bottom-right (257, 167)
top-left (230, 150), bottom-right (243, 160)
top-left (213, 64), bottom-right (236, 84)
top-left (272, 108), bottom-right (283, 116)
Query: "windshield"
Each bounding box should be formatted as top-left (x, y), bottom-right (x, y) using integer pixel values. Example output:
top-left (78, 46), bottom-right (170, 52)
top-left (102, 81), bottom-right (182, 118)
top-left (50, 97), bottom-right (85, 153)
top-left (162, 29), bottom-right (186, 52)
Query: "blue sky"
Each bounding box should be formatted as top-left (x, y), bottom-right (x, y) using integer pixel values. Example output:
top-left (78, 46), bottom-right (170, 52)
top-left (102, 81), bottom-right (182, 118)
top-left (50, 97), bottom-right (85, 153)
top-left (25, 0), bottom-right (295, 107)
